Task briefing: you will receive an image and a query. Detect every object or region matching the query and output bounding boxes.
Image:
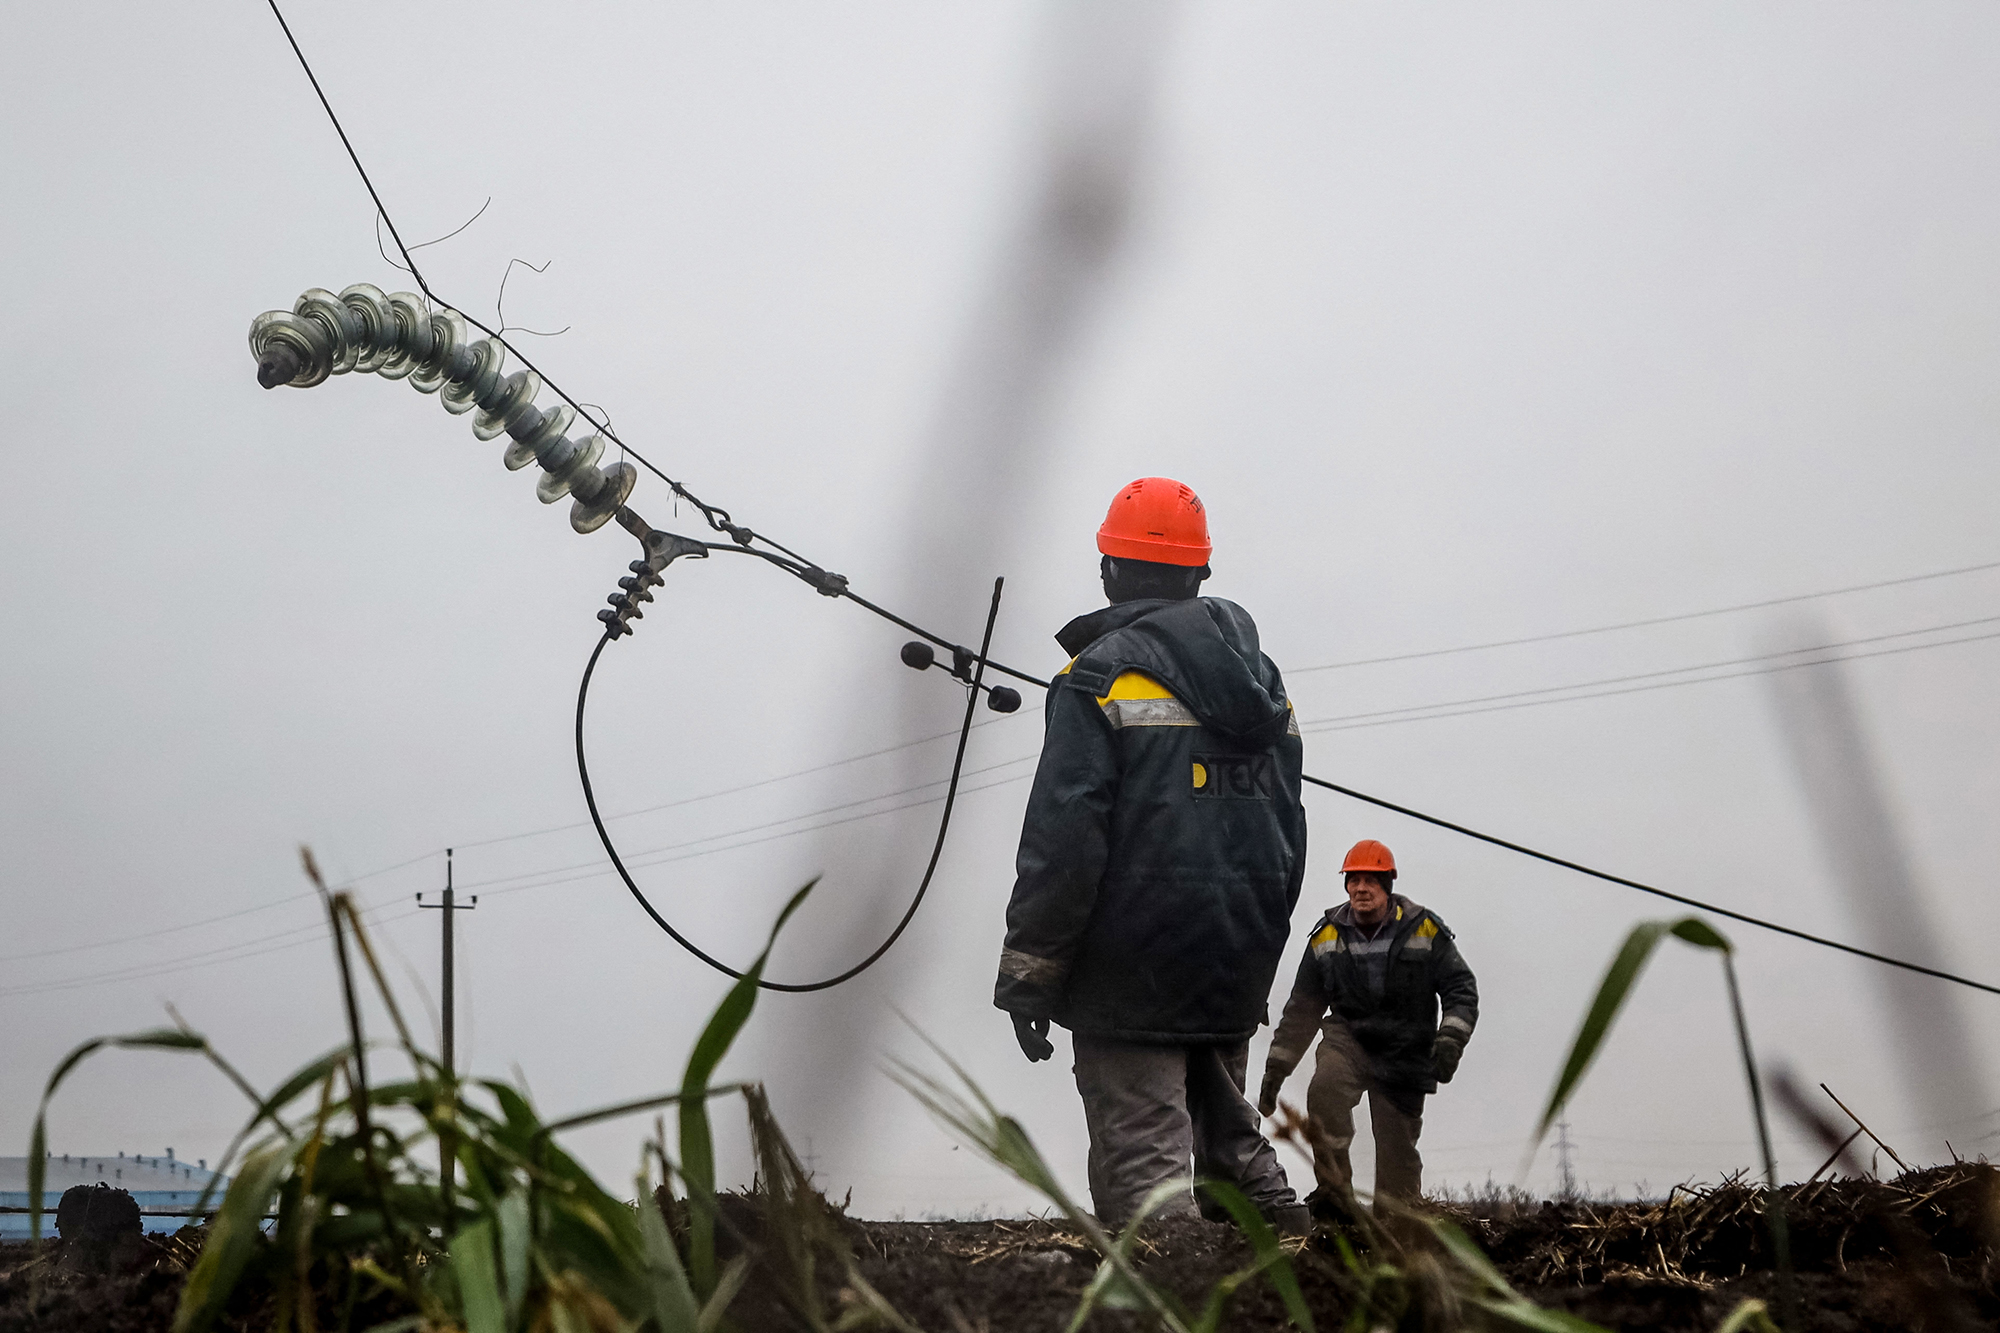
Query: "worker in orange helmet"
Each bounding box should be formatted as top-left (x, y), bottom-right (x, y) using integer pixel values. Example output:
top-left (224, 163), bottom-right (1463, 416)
top-left (1259, 839), bottom-right (1480, 1217)
top-left (994, 477), bottom-right (1310, 1234)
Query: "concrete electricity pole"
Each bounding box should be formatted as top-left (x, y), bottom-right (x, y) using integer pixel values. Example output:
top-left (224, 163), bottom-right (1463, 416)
top-left (1556, 1119), bottom-right (1579, 1201)
top-left (418, 849), bottom-right (479, 1072)
top-left (418, 848), bottom-right (477, 1229)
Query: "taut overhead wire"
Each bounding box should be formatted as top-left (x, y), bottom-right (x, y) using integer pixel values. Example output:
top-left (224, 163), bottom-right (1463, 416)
top-left (1301, 774), bottom-right (2000, 997)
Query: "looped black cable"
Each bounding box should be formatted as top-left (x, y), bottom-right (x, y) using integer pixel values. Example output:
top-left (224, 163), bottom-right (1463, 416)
top-left (576, 578), bottom-right (1008, 991)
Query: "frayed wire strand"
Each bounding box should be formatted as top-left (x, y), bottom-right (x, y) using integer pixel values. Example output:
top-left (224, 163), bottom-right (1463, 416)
top-left (496, 257), bottom-right (571, 339)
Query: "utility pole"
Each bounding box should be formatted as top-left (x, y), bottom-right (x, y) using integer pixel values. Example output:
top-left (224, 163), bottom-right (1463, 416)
top-left (418, 849), bottom-right (477, 1231)
top-left (1556, 1119), bottom-right (1578, 1201)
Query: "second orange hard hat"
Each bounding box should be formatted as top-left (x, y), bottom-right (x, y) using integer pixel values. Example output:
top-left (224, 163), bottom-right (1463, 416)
top-left (1341, 839), bottom-right (1397, 878)
top-left (1096, 477), bottom-right (1212, 567)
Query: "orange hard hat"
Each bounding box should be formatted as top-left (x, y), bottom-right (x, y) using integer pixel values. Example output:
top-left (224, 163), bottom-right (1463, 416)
top-left (1341, 840), bottom-right (1396, 878)
top-left (1096, 477), bottom-right (1212, 567)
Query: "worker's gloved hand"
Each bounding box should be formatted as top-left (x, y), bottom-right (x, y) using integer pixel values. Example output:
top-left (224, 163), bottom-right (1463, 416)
top-left (1257, 1068), bottom-right (1285, 1118)
top-left (1012, 1013), bottom-right (1054, 1063)
top-left (1432, 1031), bottom-right (1466, 1084)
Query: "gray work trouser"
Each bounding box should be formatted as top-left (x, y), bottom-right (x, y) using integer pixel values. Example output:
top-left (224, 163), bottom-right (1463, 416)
top-left (1307, 1021), bottom-right (1425, 1212)
top-left (1072, 1033), bottom-right (1299, 1229)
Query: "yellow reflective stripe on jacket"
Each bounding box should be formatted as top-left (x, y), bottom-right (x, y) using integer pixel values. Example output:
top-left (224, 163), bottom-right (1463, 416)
top-left (1069, 663), bottom-right (1300, 737)
top-left (1096, 670), bottom-right (1174, 705)
top-left (1094, 670), bottom-right (1198, 729)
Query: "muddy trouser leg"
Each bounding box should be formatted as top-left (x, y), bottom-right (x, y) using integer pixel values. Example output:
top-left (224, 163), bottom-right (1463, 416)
top-left (1368, 1084), bottom-right (1425, 1215)
top-left (1305, 1022), bottom-right (1369, 1200)
top-left (1071, 1032), bottom-right (1199, 1228)
top-left (1187, 1042), bottom-right (1299, 1224)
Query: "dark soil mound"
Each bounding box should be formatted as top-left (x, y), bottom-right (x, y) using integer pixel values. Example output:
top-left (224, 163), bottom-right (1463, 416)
top-left (836, 1166), bottom-right (1999, 1333)
top-left (0, 1230), bottom-right (200, 1333)
top-left (1448, 1165), bottom-right (1998, 1288)
top-left (55, 1184), bottom-right (141, 1246)
top-left (4, 1164), bottom-right (1993, 1332)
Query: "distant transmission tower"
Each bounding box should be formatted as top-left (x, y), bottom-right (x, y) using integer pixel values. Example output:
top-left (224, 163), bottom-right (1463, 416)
top-left (1556, 1119), bottom-right (1579, 1200)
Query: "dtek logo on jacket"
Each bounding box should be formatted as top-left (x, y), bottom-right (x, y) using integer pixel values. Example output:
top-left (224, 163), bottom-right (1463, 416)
top-left (1192, 754), bottom-right (1277, 800)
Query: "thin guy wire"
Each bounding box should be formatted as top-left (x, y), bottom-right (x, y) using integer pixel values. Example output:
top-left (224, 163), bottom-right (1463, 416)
top-left (1302, 625), bottom-right (2000, 734)
top-left (0, 904), bottom-right (422, 999)
top-left (1298, 612), bottom-right (2000, 730)
top-left (449, 714), bottom-right (1025, 854)
top-left (1290, 555), bottom-right (2000, 674)
top-left (470, 768), bottom-right (1038, 902)
top-left (457, 752), bottom-right (1039, 894)
top-left (0, 854), bottom-right (440, 964)
top-left (0, 890), bottom-right (322, 963)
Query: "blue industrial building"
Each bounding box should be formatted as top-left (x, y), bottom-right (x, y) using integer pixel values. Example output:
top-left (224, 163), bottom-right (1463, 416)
top-left (0, 1150), bottom-right (227, 1238)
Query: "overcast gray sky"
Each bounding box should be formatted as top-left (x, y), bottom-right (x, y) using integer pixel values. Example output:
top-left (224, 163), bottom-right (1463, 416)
top-left (5, 2), bottom-right (1999, 1216)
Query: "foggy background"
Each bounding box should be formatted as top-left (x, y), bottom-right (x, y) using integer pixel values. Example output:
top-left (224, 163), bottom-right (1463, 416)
top-left (4, 2), bottom-right (1998, 1216)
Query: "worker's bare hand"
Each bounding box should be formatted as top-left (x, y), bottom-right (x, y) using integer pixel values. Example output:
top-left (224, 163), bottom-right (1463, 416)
top-left (1012, 1013), bottom-right (1054, 1062)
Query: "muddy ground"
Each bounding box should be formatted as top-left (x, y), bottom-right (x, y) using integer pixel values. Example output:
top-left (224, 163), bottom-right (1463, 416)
top-left (4, 1165), bottom-right (1994, 1332)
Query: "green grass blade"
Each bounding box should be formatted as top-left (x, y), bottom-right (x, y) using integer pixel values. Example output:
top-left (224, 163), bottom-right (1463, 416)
top-left (174, 1139), bottom-right (292, 1333)
top-left (635, 1169), bottom-right (703, 1333)
top-left (1713, 1298), bottom-right (1781, 1333)
top-left (449, 1218), bottom-right (506, 1333)
top-left (1535, 922), bottom-right (1670, 1143)
top-left (533, 1084), bottom-right (750, 1141)
top-left (1669, 918), bottom-right (1732, 953)
top-left (1066, 1256), bottom-right (1146, 1333)
top-left (496, 1190), bottom-right (531, 1328)
top-left (887, 1037), bottom-right (1078, 1208)
top-left (1191, 1285), bottom-right (1231, 1333)
top-left (1197, 1180), bottom-right (1314, 1332)
top-left (1118, 1178), bottom-right (1196, 1246)
top-left (1432, 1218), bottom-right (1613, 1332)
top-left (1191, 1266), bottom-right (1267, 1333)
top-left (187, 1048), bottom-right (354, 1226)
top-left (697, 1255), bottom-right (753, 1333)
top-left (680, 881), bottom-right (815, 1295)
top-left (739, 1084), bottom-right (832, 1328)
top-left (1536, 916), bottom-right (1734, 1149)
top-left (1330, 1232), bottom-right (1364, 1276)
top-left (1472, 1296), bottom-right (1617, 1333)
top-left (28, 1028), bottom-right (206, 1244)
top-left (889, 1037), bottom-right (1190, 1333)
top-left (1429, 1217), bottom-right (1516, 1296)
top-left (246, 1046), bottom-right (351, 1130)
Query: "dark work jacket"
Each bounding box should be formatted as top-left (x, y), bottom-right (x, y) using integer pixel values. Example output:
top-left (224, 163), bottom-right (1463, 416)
top-left (993, 597), bottom-right (1307, 1044)
top-left (1266, 895), bottom-right (1479, 1094)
